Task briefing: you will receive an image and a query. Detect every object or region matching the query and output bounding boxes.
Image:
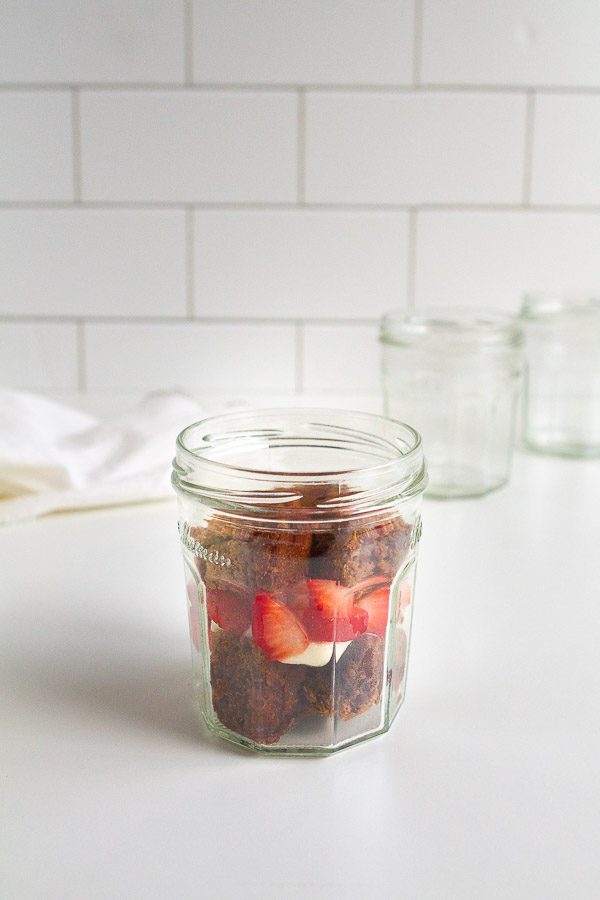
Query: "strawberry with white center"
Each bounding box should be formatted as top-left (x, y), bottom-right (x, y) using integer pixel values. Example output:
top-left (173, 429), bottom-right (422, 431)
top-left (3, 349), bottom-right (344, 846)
top-left (250, 575), bottom-right (397, 665)
top-left (252, 593), bottom-right (310, 662)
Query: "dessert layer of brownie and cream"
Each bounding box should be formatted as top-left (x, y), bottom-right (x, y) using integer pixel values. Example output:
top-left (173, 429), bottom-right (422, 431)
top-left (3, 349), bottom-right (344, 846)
top-left (189, 502), bottom-right (413, 745)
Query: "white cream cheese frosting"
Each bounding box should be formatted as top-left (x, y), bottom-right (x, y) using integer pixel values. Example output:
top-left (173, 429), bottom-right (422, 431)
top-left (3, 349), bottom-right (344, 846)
top-left (212, 622), bottom-right (352, 667)
top-left (279, 640), bottom-right (351, 667)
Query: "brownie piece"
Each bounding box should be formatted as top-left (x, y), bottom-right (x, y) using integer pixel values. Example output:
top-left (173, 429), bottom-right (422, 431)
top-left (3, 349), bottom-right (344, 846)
top-left (190, 496), bottom-right (409, 745)
top-left (310, 515), bottom-right (412, 584)
top-left (190, 519), bottom-right (312, 593)
top-left (210, 630), bottom-right (306, 744)
top-left (302, 634), bottom-right (385, 721)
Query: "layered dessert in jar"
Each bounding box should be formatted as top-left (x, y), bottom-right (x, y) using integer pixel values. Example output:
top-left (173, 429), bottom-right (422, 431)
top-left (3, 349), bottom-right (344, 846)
top-left (173, 410), bottom-right (426, 755)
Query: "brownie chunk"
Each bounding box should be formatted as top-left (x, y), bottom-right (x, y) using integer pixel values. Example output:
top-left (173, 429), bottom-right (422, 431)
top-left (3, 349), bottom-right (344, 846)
top-left (210, 631), bottom-right (306, 745)
top-left (188, 497), bottom-right (410, 745)
top-left (302, 634), bottom-right (385, 721)
top-left (310, 515), bottom-right (412, 584)
top-left (190, 519), bottom-right (312, 593)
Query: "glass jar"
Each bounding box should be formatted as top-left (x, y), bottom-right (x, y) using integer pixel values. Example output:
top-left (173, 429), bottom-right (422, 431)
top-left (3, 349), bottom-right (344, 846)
top-left (380, 309), bottom-right (524, 499)
top-left (520, 294), bottom-right (600, 457)
top-left (172, 409), bottom-right (427, 756)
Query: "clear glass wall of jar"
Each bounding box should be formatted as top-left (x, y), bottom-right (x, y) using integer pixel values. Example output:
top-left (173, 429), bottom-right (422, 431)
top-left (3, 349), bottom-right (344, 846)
top-left (380, 310), bottom-right (524, 499)
top-left (520, 294), bottom-right (600, 457)
top-left (172, 409), bottom-right (427, 756)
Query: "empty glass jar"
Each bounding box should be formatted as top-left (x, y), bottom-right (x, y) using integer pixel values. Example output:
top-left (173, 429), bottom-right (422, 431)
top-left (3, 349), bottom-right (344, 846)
top-left (380, 309), bottom-right (524, 499)
top-left (172, 409), bottom-right (427, 756)
top-left (520, 294), bottom-right (600, 457)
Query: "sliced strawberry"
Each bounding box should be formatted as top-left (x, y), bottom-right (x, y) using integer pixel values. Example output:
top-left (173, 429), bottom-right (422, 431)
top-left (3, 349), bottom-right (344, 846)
top-left (206, 585), bottom-right (253, 636)
top-left (356, 585), bottom-right (390, 637)
top-left (304, 579), bottom-right (368, 641)
top-left (303, 605), bottom-right (368, 642)
top-left (306, 579), bottom-right (353, 618)
top-left (252, 593), bottom-right (310, 661)
top-left (271, 580), bottom-right (311, 617)
top-left (349, 574), bottom-right (392, 601)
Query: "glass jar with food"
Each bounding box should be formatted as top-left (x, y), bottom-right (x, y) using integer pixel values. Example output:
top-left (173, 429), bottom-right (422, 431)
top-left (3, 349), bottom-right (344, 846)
top-left (172, 409), bottom-right (427, 756)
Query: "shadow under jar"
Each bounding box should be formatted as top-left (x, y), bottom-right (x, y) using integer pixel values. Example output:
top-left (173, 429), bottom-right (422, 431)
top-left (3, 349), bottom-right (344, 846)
top-left (172, 409), bottom-right (427, 756)
top-left (520, 294), bottom-right (600, 458)
top-left (380, 310), bottom-right (524, 499)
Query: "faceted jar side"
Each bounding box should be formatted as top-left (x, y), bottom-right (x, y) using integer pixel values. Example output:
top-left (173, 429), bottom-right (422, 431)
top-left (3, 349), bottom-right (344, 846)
top-left (177, 494), bottom-right (423, 756)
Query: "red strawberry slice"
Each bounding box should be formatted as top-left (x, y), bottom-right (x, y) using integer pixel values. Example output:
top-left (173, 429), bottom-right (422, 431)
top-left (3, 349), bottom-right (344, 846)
top-left (306, 579), bottom-right (353, 617)
top-left (349, 574), bottom-right (392, 601)
top-left (303, 605), bottom-right (368, 642)
top-left (355, 585), bottom-right (390, 637)
top-left (252, 593), bottom-right (310, 661)
top-left (206, 584), bottom-right (253, 636)
top-left (271, 580), bottom-right (311, 617)
top-left (304, 579), bottom-right (368, 642)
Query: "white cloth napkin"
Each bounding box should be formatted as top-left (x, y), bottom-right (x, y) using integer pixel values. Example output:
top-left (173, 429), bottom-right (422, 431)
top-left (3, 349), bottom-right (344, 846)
top-left (0, 389), bottom-right (207, 525)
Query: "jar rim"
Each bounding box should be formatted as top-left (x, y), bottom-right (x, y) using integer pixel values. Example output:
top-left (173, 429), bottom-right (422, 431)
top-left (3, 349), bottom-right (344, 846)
top-left (521, 292), bottom-right (600, 320)
top-left (172, 408), bottom-right (427, 516)
top-left (380, 308), bottom-right (523, 351)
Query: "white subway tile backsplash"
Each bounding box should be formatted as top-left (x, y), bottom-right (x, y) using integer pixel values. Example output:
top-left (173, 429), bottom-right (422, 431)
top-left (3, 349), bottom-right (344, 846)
top-left (421, 0), bottom-right (600, 87)
top-left (531, 96), bottom-right (600, 205)
top-left (0, 92), bottom-right (73, 201)
top-left (415, 211), bottom-right (600, 311)
top-left (194, 210), bottom-right (408, 319)
top-left (0, 322), bottom-right (78, 389)
top-left (193, 0), bottom-right (413, 85)
top-left (84, 322), bottom-right (296, 390)
top-left (0, 0), bottom-right (184, 83)
top-left (2, 2), bottom-right (600, 403)
top-left (0, 209), bottom-right (186, 317)
top-left (302, 324), bottom-right (381, 391)
top-left (80, 91), bottom-right (297, 202)
top-left (305, 92), bottom-right (526, 204)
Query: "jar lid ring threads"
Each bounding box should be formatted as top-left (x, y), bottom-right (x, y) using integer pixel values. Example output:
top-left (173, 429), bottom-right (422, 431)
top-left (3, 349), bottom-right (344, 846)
top-left (172, 408), bottom-right (427, 518)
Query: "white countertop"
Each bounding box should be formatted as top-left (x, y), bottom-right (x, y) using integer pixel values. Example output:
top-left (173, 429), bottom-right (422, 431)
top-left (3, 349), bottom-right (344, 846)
top-left (2, 450), bottom-right (599, 900)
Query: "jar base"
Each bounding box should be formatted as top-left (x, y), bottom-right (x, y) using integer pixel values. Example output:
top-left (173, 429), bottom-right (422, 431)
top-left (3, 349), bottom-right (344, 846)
top-left (200, 700), bottom-right (402, 757)
top-left (524, 435), bottom-right (600, 459)
top-left (425, 465), bottom-right (507, 500)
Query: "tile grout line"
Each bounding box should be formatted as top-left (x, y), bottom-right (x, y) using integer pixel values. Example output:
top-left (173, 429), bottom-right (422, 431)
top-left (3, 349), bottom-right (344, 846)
top-left (70, 89), bottom-right (82, 202)
top-left (412, 0), bottom-right (424, 87)
top-left (76, 320), bottom-right (87, 391)
top-left (184, 0), bottom-right (194, 85)
top-left (406, 208), bottom-right (417, 309)
top-left (297, 89), bottom-right (306, 204)
top-left (5, 82), bottom-right (600, 94)
top-left (4, 200), bottom-right (600, 212)
top-left (0, 314), bottom-right (380, 326)
top-left (295, 321), bottom-right (304, 393)
top-left (522, 91), bottom-right (536, 206)
top-left (185, 207), bottom-right (195, 318)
